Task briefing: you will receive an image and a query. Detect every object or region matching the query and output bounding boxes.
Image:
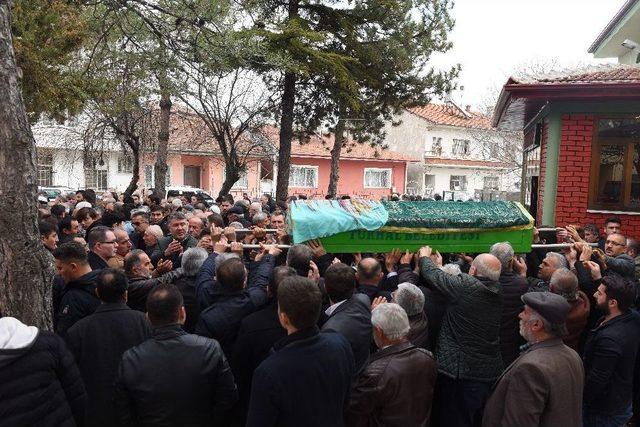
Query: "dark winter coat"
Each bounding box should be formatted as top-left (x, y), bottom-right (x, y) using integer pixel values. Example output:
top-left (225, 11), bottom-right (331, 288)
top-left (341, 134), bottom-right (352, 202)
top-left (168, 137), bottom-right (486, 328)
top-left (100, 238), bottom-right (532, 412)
top-left (246, 327), bottom-right (355, 427)
top-left (194, 255), bottom-right (274, 357)
top-left (231, 301), bottom-right (287, 426)
top-left (419, 285), bottom-right (447, 352)
top-left (498, 269), bottom-right (528, 367)
top-left (605, 253), bottom-right (636, 281)
top-left (129, 230), bottom-right (146, 251)
top-left (0, 325), bottom-right (87, 427)
top-left (583, 310), bottom-right (640, 416)
top-left (321, 293), bottom-right (372, 376)
top-left (114, 324), bottom-right (238, 427)
top-left (55, 270), bottom-right (101, 338)
top-left (65, 302), bottom-right (151, 427)
top-left (356, 283), bottom-right (392, 302)
top-left (150, 234), bottom-right (198, 269)
top-left (87, 250), bottom-right (109, 270)
top-left (195, 252), bottom-right (220, 311)
top-left (563, 290), bottom-right (590, 352)
top-left (346, 341), bottom-right (437, 427)
top-left (420, 257), bottom-right (503, 381)
top-left (407, 311), bottom-right (429, 349)
top-left (126, 269), bottom-right (182, 312)
top-left (174, 275), bottom-right (201, 333)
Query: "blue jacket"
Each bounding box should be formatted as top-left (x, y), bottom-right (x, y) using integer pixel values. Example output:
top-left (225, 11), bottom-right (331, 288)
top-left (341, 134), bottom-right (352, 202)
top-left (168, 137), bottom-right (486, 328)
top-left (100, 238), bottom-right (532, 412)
top-left (194, 254), bottom-right (275, 357)
top-left (246, 327), bottom-right (355, 427)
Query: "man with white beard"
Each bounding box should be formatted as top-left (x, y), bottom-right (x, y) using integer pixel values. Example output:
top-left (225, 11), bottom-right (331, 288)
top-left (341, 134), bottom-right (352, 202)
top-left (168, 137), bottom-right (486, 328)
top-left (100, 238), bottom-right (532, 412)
top-left (482, 292), bottom-right (584, 427)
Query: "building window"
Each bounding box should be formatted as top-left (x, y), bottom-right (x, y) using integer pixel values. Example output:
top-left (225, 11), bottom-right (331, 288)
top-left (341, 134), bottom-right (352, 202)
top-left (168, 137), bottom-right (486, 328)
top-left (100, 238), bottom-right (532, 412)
top-left (37, 149), bottom-right (53, 187)
top-left (289, 165), bottom-right (318, 188)
top-left (452, 139), bottom-right (470, 156)
top-left (84, 155), bottom-right (108, 191)
top-left (523, 144), bottom-right (540, 210)
top-left (590, 117), bottom-right (640, 211)
top-left (484, 176), bottom-right (500, 190)
top-left (85, 170), bottom-right (108, 191)
top-left (222, 168), bottom-right (249, 189)
top-left (450, 175), bottom-right (467, 191)
top-left (364, 168), bottom-right (392, 188)
top-left (430, 137), bottom-right (442, 156)
top-left (144, 164), bottom-right (171, 188)
top-left (117, 154), bottom-right (134, 173)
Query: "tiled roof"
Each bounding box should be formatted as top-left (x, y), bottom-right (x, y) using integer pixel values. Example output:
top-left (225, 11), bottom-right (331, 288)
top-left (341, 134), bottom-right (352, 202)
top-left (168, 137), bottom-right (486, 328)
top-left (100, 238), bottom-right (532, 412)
top-left (511, 64), bottom-right (640, 85)
top-left (259, 126), bottom-right (418, 162)
top-left (166, 112), bottom-right (274, 157)
top-left (408, 103), bottom-right (492, 130)
top-left (166, 115), bottom-right (416, 162)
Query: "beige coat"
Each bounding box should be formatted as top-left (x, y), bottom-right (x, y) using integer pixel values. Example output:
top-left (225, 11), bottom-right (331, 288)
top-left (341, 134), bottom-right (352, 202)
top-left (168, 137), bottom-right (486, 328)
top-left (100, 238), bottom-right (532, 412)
top-left (482, 338), bottom-right (584, 427)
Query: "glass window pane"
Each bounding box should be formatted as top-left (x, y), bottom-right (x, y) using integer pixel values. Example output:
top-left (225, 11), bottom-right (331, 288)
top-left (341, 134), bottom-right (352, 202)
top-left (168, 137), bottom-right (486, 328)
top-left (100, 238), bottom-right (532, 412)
top-left (598, 118), bottom-right (640, 138)
top-left (596, 144), bottom-right (625, 205)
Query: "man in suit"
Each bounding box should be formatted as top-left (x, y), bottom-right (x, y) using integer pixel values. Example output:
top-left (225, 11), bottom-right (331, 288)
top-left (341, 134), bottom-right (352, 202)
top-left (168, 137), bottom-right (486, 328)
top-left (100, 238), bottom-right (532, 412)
top-left (483, 292), bottom-right (584, 427)
top-left (321, 262), bottom-right (372, 375)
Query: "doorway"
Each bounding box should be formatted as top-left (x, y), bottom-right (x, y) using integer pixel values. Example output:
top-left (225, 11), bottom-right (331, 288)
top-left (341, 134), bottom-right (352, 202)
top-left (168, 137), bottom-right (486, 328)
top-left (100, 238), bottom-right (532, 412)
top-left (183, 166), bottom-right (201, 188)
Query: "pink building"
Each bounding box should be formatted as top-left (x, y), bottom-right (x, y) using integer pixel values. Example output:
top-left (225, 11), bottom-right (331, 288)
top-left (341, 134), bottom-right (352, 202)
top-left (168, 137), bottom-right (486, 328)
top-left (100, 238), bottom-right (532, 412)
top-left (141, 114), bottom-right (415, 199)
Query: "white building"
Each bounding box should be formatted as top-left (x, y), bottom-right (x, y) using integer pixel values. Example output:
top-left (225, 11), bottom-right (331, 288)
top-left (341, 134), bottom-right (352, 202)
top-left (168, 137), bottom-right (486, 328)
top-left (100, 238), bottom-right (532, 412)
top-left (384, 102), bottom-right (522, 200)
top-left (589, 0), bottom-right (640, 66)
top-left (32, 120), bottom-right (141, 192)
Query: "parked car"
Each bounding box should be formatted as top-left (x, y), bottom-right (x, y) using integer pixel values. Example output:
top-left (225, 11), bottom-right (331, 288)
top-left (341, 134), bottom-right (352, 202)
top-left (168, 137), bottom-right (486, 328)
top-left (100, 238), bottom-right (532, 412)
top-left (38, 186), bottom-right (76, 202)
top-left (165, 186), bottom-right (216, 207)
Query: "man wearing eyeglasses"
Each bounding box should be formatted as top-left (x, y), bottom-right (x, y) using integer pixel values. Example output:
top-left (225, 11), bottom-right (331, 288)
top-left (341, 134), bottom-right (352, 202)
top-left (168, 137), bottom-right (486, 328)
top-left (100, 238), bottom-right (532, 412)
top-left (87, 226), bottom-right (118, 270)
top-left (602, 234), bottom-right (635, 281)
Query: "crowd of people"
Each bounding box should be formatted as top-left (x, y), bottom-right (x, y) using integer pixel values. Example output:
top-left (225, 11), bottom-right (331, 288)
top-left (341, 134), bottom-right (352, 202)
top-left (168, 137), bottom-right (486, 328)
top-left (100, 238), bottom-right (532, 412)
top-left (2, 188), bottom-right (640, 427)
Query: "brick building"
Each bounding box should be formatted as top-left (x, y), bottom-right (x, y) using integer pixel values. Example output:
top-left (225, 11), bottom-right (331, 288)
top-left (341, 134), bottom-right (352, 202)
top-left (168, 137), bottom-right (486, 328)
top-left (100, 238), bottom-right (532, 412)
top-left (493, 65), bottom-right (640, 234)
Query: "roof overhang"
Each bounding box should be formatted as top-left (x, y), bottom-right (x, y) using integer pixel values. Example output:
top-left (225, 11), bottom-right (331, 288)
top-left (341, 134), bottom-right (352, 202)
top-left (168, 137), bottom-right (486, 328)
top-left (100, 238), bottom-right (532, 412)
top-left (492, 81), bottom-right (640, 131)
top-left (589, 0), bottom-right (640, 58)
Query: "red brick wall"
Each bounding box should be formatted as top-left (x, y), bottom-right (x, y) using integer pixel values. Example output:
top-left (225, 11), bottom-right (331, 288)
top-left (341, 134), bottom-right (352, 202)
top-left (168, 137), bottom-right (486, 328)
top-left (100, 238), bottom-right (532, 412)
top-left (553, 114), bottom-right (640, 238)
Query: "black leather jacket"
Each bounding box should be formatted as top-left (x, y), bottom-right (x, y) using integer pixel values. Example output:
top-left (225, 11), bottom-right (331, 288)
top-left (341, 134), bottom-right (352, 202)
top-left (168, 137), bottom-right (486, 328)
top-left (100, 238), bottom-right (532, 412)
top-left (114, 324), bottom-right (238, 427)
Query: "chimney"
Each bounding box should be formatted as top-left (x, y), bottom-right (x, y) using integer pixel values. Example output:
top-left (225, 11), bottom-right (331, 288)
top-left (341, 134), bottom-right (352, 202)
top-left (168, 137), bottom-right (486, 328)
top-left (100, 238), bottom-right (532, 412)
top-left (465, 105), bottom-right (471, 112)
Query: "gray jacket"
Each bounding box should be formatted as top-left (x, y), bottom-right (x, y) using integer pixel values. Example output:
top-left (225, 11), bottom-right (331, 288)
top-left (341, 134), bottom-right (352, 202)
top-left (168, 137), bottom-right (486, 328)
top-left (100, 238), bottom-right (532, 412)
top-left (605, 253), bottom-right (635, 280)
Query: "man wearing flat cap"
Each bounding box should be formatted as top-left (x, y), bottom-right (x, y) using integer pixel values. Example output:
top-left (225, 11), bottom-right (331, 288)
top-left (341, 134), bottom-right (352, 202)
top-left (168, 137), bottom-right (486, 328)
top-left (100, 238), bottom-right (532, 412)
top-left (483, 292), bottom-right (584, 427)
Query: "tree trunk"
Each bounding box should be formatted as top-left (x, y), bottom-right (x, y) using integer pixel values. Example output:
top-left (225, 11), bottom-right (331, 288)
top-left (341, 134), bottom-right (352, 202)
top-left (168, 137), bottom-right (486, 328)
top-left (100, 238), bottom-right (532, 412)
top-left (275, 71), bottom-right (296, 201)
top-left (327, 116), bottom-right (346, 198)
top-left (155, 84), bottom-right (171, 197)
top-left (275, 0), bottom-right (299, 202)
top-left (123, 141), bottom-right (140, 199)
top-left (0, 1), bottom-right (54, 328)
top-left (218, 163), bottom-right (240, 197)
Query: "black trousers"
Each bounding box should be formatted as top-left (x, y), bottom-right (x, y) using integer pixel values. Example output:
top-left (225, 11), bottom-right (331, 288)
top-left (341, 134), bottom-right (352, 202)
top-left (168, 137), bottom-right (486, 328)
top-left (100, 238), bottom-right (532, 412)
top-left (435, 374), bottom-right (492, 427)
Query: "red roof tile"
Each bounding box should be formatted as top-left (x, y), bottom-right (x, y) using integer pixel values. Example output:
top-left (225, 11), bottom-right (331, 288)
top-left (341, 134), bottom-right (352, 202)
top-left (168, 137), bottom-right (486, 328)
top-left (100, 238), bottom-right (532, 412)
top-left (165, 113), bottom-right (416, 162)
top-left (511, 64), bottom-right (640, 85)
top-left (408, 103), bottom-right (492, 129)
top-left (262, 126), bottom-right (418, 162)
